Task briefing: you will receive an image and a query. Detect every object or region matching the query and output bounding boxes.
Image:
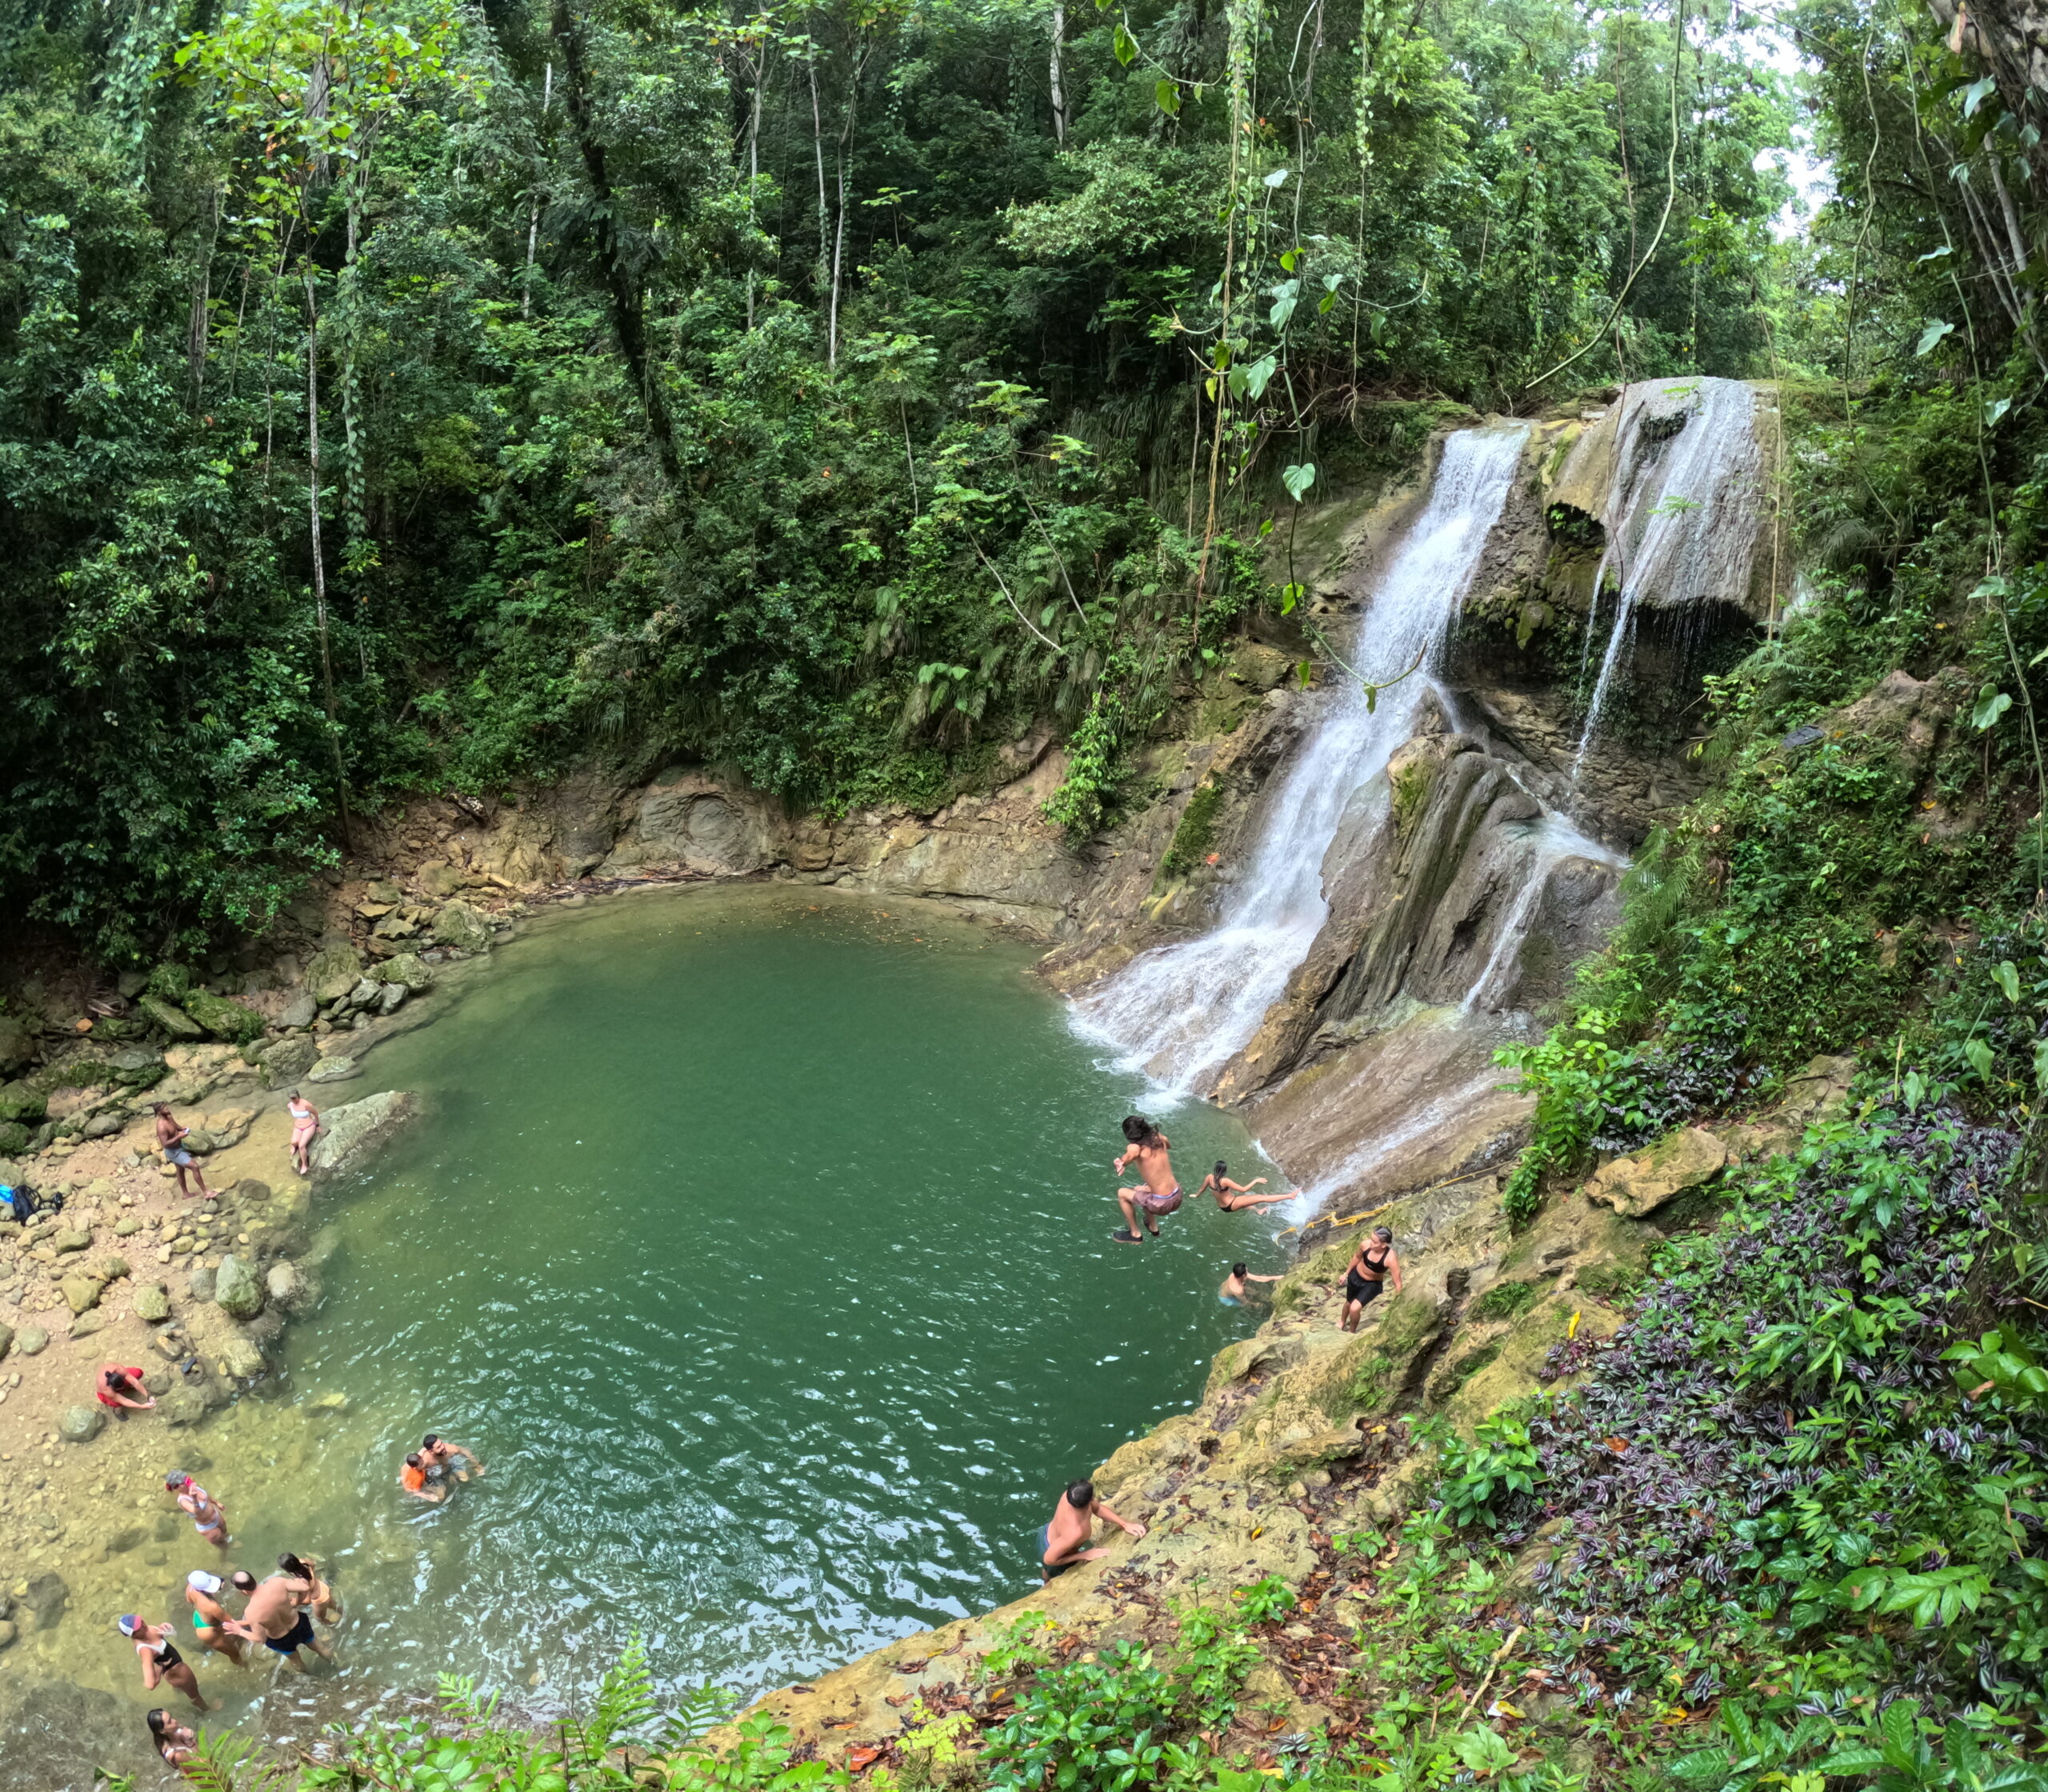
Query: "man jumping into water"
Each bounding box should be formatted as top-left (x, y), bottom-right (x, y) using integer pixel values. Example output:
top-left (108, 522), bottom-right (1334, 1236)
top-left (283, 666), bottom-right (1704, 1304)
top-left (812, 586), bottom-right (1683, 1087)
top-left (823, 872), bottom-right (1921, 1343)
top-left (1111, 1115), bottom-right (1182, 1243)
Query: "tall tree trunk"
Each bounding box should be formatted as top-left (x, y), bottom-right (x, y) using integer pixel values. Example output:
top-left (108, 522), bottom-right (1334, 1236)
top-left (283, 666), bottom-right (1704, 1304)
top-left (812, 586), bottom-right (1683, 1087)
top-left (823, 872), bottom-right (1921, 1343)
top-left (304, 268), bottom-right (352, 851)
top-left (809, 51), bottom-right (830, 310)
top-left (1049, 0), bottom-right (1066, 146)
top-left (524, 60), bottom-right (552, 322)
top-left (549, 0), bottom-right (682, 487)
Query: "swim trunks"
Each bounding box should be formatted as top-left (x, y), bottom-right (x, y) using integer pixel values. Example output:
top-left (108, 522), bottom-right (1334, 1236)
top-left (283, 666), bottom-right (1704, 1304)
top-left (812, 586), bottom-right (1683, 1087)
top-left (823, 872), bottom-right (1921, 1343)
top-left (167, 1148), bottom-right (194, 1166)
top-left (1037, 1524), bottom-right (1074, 1580)
top-left (265, 1610), bottom-right (317, 1655)
top-left (1345, 1269), bottom-right (1385, 1308)
top-left (1138, 1185), bottom-right (1183, 1215)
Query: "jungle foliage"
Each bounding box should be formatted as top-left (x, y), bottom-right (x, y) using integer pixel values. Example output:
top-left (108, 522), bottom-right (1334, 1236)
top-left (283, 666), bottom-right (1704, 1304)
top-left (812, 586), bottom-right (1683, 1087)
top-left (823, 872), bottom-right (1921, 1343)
top-left (0, 0), bottom-right (1799, 958)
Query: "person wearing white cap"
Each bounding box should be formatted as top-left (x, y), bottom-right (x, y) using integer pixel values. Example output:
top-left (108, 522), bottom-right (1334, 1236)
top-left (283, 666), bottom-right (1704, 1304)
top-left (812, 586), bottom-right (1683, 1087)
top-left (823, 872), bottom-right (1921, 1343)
top-left (115, 1613), bottom-right (210, 1711)
top-left (184, 1568), bottom-right (247, 1665)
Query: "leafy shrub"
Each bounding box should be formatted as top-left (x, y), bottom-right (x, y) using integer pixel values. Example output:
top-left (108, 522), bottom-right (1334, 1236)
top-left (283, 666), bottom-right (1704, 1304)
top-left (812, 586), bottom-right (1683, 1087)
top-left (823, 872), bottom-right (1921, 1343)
top-left (1433, 1408), bottom-right (1546, 1529)
top-left (1470, 1278), bottom-right (1538, 1322)
top-left (1231, 1576), bottom-right (1297, 1624)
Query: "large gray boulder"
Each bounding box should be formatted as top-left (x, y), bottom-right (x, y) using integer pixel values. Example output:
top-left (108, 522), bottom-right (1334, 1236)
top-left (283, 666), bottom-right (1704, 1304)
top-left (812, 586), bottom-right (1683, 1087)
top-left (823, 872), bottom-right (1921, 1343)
top-left (430, 901), bottom-right (494, 953)
top-left (371, 953), bottom-right (435, 992)
top-left (213, 1253), bottom-right (265, 1321)
top-left (266, 1259), bottom-right (318, 1314)
top-left (259, 1034), bottom-right (320, 1089)
top-left (306, 1054), bottom-right (361, 1084)
top-left (137, 996), bottom-right (203, 1039)
top-left (277, 993), bottom-right (318, 1030)
top-left (308, 1090), bottom-right (414, 1173)
top-left (304, 943), bottom-right (363, 1006)
top-left (182, 990), bottom-right (265, 1044)
top-left (58, 1404), bottom-right (105, 1443)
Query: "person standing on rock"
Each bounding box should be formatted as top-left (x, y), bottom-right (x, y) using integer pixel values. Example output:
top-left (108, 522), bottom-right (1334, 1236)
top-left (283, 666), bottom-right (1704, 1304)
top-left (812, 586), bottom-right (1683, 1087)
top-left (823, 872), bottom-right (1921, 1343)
top-left (287, 1090), bottom-right (320, 1178)
top-left (184, 1570), bottom-right (248, 1666)
top-left (154, 1104), bottom-right (214, 1201)
top-left (226, 1562), bottom-right (334, 1670)
top-left (1199, 1162), bottom-right (1295, 1212)
top-left (1340, 1226), bottom-right (1402, 1332)
top-left (166, 1471), bottom-right (229, 1549)
top-left (1039, 1478), bottom-right (1146, 1582)
top-left (1111, 1115), bottom-right (1183, 1243)
top-left (117, 1614), bottom-right (210, 1712)
top-left (95, 1362), bottom-right (155, 1418)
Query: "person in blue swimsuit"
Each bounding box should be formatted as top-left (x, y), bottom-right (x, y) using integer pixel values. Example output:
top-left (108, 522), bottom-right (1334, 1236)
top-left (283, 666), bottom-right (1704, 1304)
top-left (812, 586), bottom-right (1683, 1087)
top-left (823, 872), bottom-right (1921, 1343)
top-left (1218, 1262), bottom-right (1280, 1306)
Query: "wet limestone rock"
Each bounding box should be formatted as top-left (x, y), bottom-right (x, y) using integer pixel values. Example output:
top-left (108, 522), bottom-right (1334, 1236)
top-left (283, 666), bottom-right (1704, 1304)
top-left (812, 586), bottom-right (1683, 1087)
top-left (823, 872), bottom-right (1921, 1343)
top-left (307, 1054), bottom-right (361, 1084)
top-left (58, 1403), bottom-right (105, 1443)
top-left (278, 993), bottom-right (318, 1030)
top-left (158, 1386), bottom-right (212, 1427)
top-left (182, 990), bottom-right (266, 1043)
top-left (132, 1282), bottom-right (170, 1323)
top-left (1586, 1126), bottom-right (1727, 1219)
top-left (305, 942), bottom-right (364, 1005)
top-left (137, 995), bottom-right (203, 1038)
top-left (266, 1258), bottom-right (317, 1314)
top-left (370, 952), bottom-right (435, 992)
top-left (213, 1253), bottom-right (264, 1320)
top-left (430, 900), bottom-right (494, 953)
top-left (213, 1332), bottom-right (266, 1380)
top-left (417, 861), bottom-right (469, 898)
top-left (309, 1089), bottom-right (414, 1172)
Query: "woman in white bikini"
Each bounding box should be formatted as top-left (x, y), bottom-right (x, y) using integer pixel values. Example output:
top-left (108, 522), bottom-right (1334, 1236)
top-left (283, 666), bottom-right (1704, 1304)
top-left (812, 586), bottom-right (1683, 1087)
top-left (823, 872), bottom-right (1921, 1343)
top-left (287, 1090), bottom-right (320, 1177)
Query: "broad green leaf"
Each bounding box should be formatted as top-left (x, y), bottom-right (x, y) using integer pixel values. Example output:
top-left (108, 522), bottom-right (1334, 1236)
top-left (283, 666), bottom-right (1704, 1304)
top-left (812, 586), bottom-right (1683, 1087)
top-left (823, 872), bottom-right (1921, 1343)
top-left (1998, 959), bottom-right (2023, 1002)
top-left (1974, 688), bottom-right (2013, 730)
top-left (1112, 22), bottom-right (1136, 65)
top-left (1282, 462), bottom-right (1316, 502)
top-left (1966, 1038), bottom-right (1995, 1082)
top-left (1916, 318), bottom-right (1956, 355)
top-left (1154, 76), bottom-right (1179, 115)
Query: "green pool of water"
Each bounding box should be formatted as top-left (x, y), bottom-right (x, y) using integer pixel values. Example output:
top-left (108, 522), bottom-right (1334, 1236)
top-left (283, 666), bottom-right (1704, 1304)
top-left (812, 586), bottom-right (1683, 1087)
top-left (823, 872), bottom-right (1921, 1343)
top-left (214, 886), bottom-right (1285, 1720)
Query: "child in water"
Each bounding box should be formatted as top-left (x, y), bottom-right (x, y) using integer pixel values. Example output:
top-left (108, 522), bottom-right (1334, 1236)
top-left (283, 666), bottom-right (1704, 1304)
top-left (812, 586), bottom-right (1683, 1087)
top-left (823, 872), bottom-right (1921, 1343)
top-left (1218, 1262), bottom-right (1281, 1306)
top-left (1198, 1162), bottom-right (1294, 1212)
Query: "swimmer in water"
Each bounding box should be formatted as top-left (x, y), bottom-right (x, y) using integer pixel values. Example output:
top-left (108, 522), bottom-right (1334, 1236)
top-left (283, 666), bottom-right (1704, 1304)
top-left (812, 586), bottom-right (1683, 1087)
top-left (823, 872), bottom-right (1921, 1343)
top-left (1219, 1262), bottom-right (1282, 1305)
top-left (1198, 1162), bottom-right (1294, 1212)
top-left (166, 1472), bottom-right (229, 1549)
top-left (400, 1452), bottom-right (449, 1504)
top-left (1111, 1115), bottom-right (1182, 1243)
top-left (287, 1090), bottom-right (319, 1177)
top-left (422, 1433), bottom-right (485, 1484)
top-left (183, 1570), bottom-right (248, 1666)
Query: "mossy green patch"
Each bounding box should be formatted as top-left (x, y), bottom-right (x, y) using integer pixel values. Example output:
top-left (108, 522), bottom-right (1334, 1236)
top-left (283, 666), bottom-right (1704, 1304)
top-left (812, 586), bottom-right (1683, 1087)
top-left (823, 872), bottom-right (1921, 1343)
top-left (1162, 779), bottom-right (1226, 875)
top-left (1470, 1278), bottom-right (1538, 1322)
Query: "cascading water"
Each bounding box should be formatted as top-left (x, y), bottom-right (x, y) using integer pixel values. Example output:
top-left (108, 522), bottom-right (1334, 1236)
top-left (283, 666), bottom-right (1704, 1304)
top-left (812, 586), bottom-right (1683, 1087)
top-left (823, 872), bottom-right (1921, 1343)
top-left (1072, 423), bottom-right (1529, 1091)
top-left (1459, 814), bottom-right (1627, 1015)
top-left (1572, 377), bottom-right (1762, 774)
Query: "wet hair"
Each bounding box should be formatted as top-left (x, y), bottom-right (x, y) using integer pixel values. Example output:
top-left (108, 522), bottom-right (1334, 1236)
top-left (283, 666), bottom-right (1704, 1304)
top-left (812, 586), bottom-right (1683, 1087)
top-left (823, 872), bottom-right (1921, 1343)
top-left (1230, 1263), bottom-right (1247, 1279)
top-left (230, 1570), bottom-right (258, 1593)
top-left (406, 1452), bottom-right (424, 1468)
top-left (1121, 1115), bottom-right (1156, 1145)
top-left (278, 1552), bottom-right (311, 1581)
top-left (152, 1103), bottom-right (171, 1117)
top-left (106, 1368), bottom-right (137, 1392)
top-left (147, 1709), bottom-right (177, 1751)
top-left (1373, 1226), bottom-right (1394, 1243)
top-left (1214, 1162), bottom-right (1228, 1178)
top-left (1065, 1479), bottom-right (1095, 1507)
top-left (422, 1434), bottom-right (440, 1449)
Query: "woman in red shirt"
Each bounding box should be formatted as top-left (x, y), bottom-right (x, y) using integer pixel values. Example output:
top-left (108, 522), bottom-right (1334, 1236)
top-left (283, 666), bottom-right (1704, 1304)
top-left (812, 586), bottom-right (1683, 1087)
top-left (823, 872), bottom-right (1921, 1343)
top-left (95, 1364), bottom-right (155, 1418)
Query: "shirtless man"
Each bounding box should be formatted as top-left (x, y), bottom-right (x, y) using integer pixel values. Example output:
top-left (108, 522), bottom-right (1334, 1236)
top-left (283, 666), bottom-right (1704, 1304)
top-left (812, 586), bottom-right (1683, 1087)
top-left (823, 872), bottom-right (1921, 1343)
top-left (1112, 1115), bottom-right (1182, 1243)
top-left (1198, 1162), bottom-right (1294, 1213)
top-left (226, 1561), bottom-right (334, 1671)
top-left (166, 1472), bottom-right (229, 1549)
top-left (1219, 1262), bottom-right (1282, 1306)
top-left (422, 1433), bottom-right (485, 1485)
top-left (153, 1104), bottom-right (214, 1200)
top-left (1038, 1478), bottom-right (1146, 1582)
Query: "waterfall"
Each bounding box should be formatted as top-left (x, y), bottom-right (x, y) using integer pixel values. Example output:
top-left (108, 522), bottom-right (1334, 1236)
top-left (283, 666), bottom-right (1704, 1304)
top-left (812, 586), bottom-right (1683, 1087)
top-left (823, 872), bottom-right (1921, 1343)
top-left (1459, 814), bottom-right (1627, 1015)
top-left (1572, 378), bottom-right (1762, 773)
top-left (1072, 423), bottom-right (1530, 1092)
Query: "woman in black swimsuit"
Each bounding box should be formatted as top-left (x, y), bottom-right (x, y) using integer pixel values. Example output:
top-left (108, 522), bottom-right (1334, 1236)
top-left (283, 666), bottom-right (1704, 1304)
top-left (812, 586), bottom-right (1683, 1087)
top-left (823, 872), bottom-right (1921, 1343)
top-left (118, 1614), bottom-right (210, 1712)
top-left (1342, 1226), bottom-right (1402, 1332)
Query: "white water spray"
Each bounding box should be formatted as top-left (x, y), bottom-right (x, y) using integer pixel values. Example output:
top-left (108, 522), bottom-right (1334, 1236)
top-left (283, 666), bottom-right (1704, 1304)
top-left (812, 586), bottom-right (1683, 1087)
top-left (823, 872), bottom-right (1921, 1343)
top-left (1573, 378), bottom-right (1762, 774)
top-left (1072, 424), bottom-right (1529, 1091)
top-left (1459, 814), bottom-right (1627, 1014)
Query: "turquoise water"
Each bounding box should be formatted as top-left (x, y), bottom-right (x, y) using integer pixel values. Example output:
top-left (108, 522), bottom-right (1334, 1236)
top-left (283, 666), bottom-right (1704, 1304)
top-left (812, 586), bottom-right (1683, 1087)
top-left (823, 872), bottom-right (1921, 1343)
top-left (261, 886), bottom-right (1284, 1710)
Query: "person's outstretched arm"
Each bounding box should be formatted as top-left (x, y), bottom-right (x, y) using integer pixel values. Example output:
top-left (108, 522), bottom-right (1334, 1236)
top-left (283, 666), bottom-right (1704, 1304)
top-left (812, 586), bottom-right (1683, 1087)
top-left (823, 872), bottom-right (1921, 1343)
top-left (1092, 1498), bottom-right (1147, 1540)
top-left (1247, 1273), bottom-right (1281, 1283)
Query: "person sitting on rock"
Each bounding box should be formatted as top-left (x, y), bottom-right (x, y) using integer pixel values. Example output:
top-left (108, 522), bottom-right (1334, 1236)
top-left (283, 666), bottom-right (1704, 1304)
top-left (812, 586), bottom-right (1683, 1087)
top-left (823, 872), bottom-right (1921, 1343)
top-left (399, 1452), bottom-right (448, 1505)
top-left (1340, 1226), bottom-right (1402, 1332)
top-left (1199, 1162), bottom-right (1294, 1212)
top-left (118, 1614), bottom-right (210, 1712)
top-left (1111, 1115), bottom-right (1182, 1243)
top-left (183, 1569), bottom-right (247, 1666)
top-left (96, 1362), bottom-right (155, 1419)
top-left (422, 1434), bottom-right (484, 1485)
top-left (154, 1104), bottom-right (214, 1201)
top-left (1038, 1478), bottom-right (1146, 1582)
top-left (1219, 1262), bottom-right (1281, 1306)
top-left (166, 1471), bottom-right (229, 1549)
top-left (287, 1090), bottom-right (320, 1178)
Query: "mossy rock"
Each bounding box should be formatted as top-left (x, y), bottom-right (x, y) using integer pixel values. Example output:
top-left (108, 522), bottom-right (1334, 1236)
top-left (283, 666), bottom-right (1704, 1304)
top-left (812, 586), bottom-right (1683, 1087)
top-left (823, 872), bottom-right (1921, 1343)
top-left (0, 1083), bottom-right (46, 1125)
top-left (1470, 1279), bottom-right (1539, 1322)
top-left (1160, 779), bottom-right (1226, 876)
top-left (136, 995), bottom-right (203, 1040)
top-left (182, 990), bottom-right (265, 1044)
top-left (146, 964), bottom-right (194, 1002)
top-left (0, 1122), bottom-right (28, 1156)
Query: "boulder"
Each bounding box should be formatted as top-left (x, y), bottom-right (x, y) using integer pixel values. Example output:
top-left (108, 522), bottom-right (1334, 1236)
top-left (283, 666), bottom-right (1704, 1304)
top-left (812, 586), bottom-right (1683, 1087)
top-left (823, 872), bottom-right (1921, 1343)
top-left (417, 861), bottom-right (469, 898)
top-left (0, 1122), bottom-right (28, 1156)
top-left (377, 982), bottom-right (408, 1016)
top-left (310, 1089), bottom-right (413, 1171)
top-left (0, 1619), bottom-right (15, 1650)
top-left (1586, 1126), bottom-right (1728, 1219)
top-left (158, 1386), bottom-right (212, 1427)
top-left (307, 1054), bottom-right (361, 1084)
top-left (58, 1403), bottom-right (105, 1443)
top-left (107, 1046), bottom-right (166, 1088)
top-left (213, 1253), bottom-right (264, 1321)
top-left (94, 1254), bottom-right (130, 1281)
top-left (0, 1322), bottom-right (12, 1360)
top-left (82, 1111), bottom-right (123, 1139)
top-left (260, 1034), bottom-right (320, 1089)
top-left (16, 1326), bottom-right (47, 1356)
top-left (136, 996), bottom-right (203, 1039)
top-left (69, 1310), bottom-right (106, 1339)
top-left (0, 1013), bottom-right (34, 1075)
top-left (146, 964), bottom-right (195, 1002)
top-left (304, 942), bottom-right (364, 1006)
top-left (182, 990), bottom-right (266, 1044)
top-left (430, 900), bottom-right (494, 953)
top-left (0, 1082), bottom-right (43, 1124)
top-left (278, 993), bottom-right (318, 1030)
top-left (266, 1259), bottom-right (315, 1314)
top-left (52, 1230), bottom-right (90, 1254)
top-left (370, 953), bottom-right (435, 992)
top-left (344, 977), bottom-right (383, 1011)
top-left (214, 1333), bottom-right (266, 1380)
top-left (60, 1275), bottom-right (102, 1315)
top-left (132, 1282), bottom-right (171, 1323)
top-left (186, 1266), bottom-right (215, 1302)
